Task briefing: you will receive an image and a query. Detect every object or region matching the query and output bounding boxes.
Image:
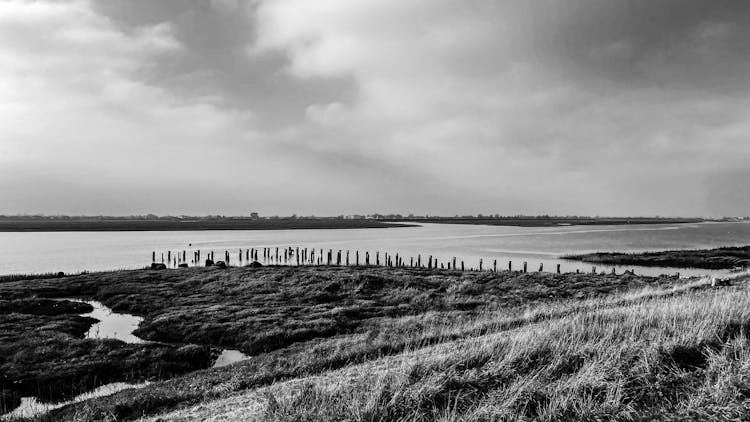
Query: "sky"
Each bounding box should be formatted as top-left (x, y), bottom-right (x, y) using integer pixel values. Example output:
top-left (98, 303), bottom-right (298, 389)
top-left (1, 0), bottom-right (749, 217)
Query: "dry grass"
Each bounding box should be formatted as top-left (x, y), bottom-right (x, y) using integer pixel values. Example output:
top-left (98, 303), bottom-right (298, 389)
top-left (247, 279), bottom-right (750, 421)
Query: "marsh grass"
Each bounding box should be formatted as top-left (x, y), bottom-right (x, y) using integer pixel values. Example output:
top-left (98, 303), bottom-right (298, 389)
top-left (564, 245), bottom-right (750, 270)
top-left (2, 267), bottom-right (747, 421)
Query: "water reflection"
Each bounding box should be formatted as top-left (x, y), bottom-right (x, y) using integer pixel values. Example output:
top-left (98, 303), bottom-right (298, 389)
top-left (79, 300), bottom-right (145, 343)
top-left (212, 349), bottom-right (250, 368)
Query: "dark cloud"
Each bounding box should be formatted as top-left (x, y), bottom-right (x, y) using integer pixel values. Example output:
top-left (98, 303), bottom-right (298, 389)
top-left (1, 0), bottom-right (749, 216)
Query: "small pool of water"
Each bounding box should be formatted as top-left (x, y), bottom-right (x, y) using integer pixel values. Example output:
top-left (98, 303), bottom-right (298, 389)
top-left (77, 300), bottom-right (146, 343)
top-left (212, 349), bottom-right (250, 368)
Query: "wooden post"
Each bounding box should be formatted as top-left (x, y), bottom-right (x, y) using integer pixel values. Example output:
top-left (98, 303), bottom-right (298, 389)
top-left (508, 261), bottom-right (511, 272)
top-left (356, 251), bottom-right (359, 266)
top-left (417, 254), bottom-right (421, 267)
top-left (346, 250), bottom-right (350, 266)
top-left (167, 251), bottom-right (171, 266)
top-left (612, 268), bottom-right (616, 275)
top-left (557, 264), bottom-right (561, 274)
top-left (479, 259), bottom-right (483, 271)
top-left (376, 252), bottom-right (380, 266)
top-left (428, 255), bottom-right (433, 269)
top-left (493, 260), bottom-right (497, 272)
top-left (410, 257), bottom-right (414, 267)
top-left (523, 261), bottom-right (527, 273)
top-left (152, 251), bottom-right (156, 262)
top-left (592, 266), bottom-right (596, 274)
top-left (539, 263), bottom-right (543, 272)
top-left (365, 251), bottom-right (370, 266)
top-left (453, 257), bottom-right (457, 269)
top-left (461, 261), bottom-right (464, 271)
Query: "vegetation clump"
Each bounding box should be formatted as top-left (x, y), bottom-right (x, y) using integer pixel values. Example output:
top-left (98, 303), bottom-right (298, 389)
top-left (564, 245), bottom-right (750, 269)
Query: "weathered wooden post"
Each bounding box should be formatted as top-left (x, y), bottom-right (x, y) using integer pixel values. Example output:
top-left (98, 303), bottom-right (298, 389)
top-left (453, 257), bottom-right (457, 269)
top-left (479, 259), bottom-right (483, 271)
top-left (417, 254), bottom-right (421, 267)
top-left (508, 261), bottom-right (512, 271)
top-left (167, 251), bottom-right (171, 266)
top-left (523, 261), bottom-right (527, 273)
top-left (493, 260), bottom-right (497, 272)
top-left (376, 252), bottom-right (380, 266)
top-left (365, 251), bottom-right (370, 266)
top-left (539, 263), bottom-right (543, 272)
top-left (395, 254), bottom-right (399, 267)
top-left (428, 255), bottom-right (433, 269)
top-left (346, 250), bottom-right (350, 266)
top-left (612, 268), bottom-right (616, 275)
top-left (226, 251), bottom-right (230, 265)
top-left (556, 264), bottom-right (561, 274)
top-left (152, 251), bottom-right (156, 262)
top-left (461, 261), bottom-right (465, 271)
top-left (356, 251), bottom-right (359, 266)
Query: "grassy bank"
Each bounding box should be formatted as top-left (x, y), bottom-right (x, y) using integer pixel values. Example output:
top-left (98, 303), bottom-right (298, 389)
top-left (563, 245), bottom-right (750, 270)
top-left (1, 266), bottom-right (747, 421)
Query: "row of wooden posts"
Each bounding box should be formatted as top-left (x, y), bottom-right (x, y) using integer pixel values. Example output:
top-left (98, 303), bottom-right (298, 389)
top-left (151, 247), bottom-right (634, 276)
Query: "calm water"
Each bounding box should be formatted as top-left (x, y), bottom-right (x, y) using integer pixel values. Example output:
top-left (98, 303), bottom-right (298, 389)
top-left (1, 222), bottom-right (749, 277)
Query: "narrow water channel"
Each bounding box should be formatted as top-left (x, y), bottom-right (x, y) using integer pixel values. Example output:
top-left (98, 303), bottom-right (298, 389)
top-left (2, 299), bottom-right (250, 419)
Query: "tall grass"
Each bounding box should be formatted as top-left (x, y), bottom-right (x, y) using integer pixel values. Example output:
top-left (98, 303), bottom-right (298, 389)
top-left (257, 285), bottom-right (750, 421)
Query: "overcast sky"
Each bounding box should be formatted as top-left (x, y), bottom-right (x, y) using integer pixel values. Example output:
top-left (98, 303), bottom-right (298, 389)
top-left (1, 0), bottom-right (749, 217)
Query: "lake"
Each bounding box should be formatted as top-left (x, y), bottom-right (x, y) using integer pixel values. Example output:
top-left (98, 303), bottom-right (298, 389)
top-left (1, 222), bottom-right (749, 277)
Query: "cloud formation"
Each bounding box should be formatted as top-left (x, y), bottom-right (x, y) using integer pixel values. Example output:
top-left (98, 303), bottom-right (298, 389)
top-left (1, 0), bottom-right (749, 216)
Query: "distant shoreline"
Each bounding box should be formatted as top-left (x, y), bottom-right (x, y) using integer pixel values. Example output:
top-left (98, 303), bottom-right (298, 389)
top-left (0, 218), bottom-right (414, 232)
top-left (0, 216), bottom-right (724, 232)
top-left (385, 216), bottom-right (707, 227)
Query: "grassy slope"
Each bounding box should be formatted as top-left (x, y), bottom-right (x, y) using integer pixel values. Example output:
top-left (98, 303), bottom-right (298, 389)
top-left (1, 267), bottom-right (747, 421)
top-left (147, 277), bottom-right (750, 422)
top-left (564, 245), bottom-right (750, 270)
